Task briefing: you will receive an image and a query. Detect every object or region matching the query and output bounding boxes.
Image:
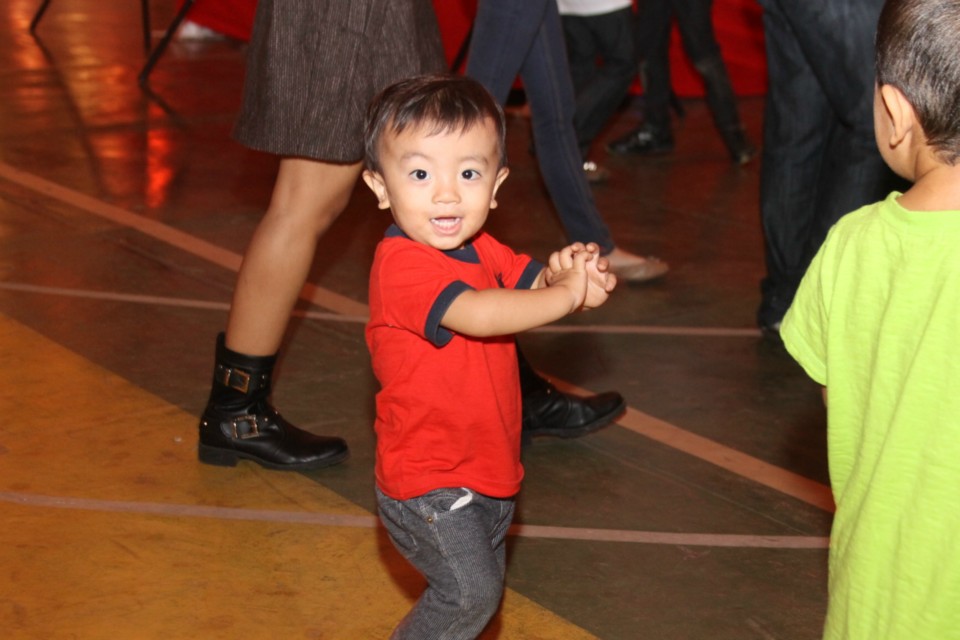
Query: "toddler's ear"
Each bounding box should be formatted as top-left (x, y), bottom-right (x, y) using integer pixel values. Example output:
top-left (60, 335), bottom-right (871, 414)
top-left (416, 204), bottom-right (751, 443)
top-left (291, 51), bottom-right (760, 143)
top-left (488, 166), bottom-right (510, 210)
top-left (879, 83), bottom-right (916, 147)
top-left (362, 170), bottom-right (391, 210)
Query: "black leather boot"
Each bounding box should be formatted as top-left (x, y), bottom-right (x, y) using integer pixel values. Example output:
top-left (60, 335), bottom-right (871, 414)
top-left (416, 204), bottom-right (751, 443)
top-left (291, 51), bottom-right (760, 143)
top-left (518, 348), bottom-right (626, 442)
top-left (198, 333), bottom-right (349, 470)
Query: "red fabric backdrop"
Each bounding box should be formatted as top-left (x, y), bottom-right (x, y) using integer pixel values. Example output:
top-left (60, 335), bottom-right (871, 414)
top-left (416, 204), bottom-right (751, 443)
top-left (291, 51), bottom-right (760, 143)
top-left (182, 0), bottom-right (767, 96)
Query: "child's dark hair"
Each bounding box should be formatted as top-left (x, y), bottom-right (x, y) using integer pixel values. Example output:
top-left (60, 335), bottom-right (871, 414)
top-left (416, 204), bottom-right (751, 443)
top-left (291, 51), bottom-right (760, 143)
top-left (876, 0), bottom-right (960, 164)
top-left (364, 74), bottom-right (507, 173)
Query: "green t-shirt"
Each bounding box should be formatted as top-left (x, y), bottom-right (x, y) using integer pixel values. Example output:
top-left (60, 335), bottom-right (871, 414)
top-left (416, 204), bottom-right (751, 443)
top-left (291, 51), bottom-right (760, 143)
top-left (782, 192), bottom-right (960, 640)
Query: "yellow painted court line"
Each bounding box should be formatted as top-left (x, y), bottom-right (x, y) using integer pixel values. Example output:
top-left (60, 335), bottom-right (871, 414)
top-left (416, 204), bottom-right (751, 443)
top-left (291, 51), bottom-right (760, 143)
top-left (0, 161), bottom-right (834, 513)
top-left (0, 313), bottom-right (598, 639)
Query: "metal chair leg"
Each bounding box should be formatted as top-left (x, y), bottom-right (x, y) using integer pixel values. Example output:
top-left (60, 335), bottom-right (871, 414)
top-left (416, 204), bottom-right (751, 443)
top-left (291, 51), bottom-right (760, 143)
top-left (141, 0), bottom-right (151, 53)
top-left (29, 0), bottom-right (54, 34)
top-left (138, 0), bottom-right (197, 86)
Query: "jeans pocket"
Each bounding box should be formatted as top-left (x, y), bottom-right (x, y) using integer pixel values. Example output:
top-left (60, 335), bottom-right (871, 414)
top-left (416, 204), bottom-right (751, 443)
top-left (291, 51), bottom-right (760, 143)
top-left (416, 487), bottom-right (472, 521)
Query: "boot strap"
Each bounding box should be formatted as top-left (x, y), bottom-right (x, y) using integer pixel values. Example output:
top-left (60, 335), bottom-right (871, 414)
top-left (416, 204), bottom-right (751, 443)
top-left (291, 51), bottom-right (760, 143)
top-left (215, 364), bottom-right (269, 394)
top-left (228, 414), bottom-right (263, 439)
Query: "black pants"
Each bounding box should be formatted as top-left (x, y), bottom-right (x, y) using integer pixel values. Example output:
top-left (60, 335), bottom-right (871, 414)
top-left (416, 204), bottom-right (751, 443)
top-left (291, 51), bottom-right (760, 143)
top-left (637, 0), bottom-right (740, 136)
top-left (756, 0), bottom-right (896, 326)
top-left (561, 6), bottom-right (637, 158)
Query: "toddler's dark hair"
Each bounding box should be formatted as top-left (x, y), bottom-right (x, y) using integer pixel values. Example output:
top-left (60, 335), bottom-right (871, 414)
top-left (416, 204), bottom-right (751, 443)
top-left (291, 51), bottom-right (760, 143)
top-left (364, 74), bottom-right (507, 172)
top-left (876, 0), bottom-right (960, 164)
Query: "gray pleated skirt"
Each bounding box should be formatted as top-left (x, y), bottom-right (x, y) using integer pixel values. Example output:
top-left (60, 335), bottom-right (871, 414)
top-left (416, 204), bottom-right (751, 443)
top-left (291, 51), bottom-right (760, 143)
top-left (233, 0), bottom-right (446, 162)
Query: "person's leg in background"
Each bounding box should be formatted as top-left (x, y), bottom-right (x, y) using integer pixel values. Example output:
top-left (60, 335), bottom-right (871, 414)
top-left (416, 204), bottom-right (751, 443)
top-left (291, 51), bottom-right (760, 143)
top-left (226, 159), bottom-right (361, 356)
top-left (756, 0), bottom-right (893, 334)
top-left (468, 0), bottom-right (669, 282)
top-left (780, 0), bottom-right (895, 260)
top-left (756, 2), bottom-right (830, 332)
top-left (672, 0), bottom-right (756, 163)
top-left (606, 0), bottom-right (676, 156)
top-left (560, 3), bottom-right (636, 182)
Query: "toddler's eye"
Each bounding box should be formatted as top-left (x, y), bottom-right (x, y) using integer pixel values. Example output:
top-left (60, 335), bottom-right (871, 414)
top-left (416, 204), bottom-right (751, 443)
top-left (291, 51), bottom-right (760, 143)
top-left (411, 169), bottom-right (429, 180)
top-left (461, 169), bottom-right (480, 180)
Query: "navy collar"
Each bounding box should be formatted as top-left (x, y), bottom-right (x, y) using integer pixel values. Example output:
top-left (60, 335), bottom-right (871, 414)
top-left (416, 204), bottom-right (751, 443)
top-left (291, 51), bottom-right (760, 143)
top-left (385, 224), bottom-right (480, 263)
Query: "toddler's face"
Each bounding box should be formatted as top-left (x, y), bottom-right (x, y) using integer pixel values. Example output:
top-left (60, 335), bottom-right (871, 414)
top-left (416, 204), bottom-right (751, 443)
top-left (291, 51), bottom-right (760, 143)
top-left (363, 117), bottom-right (508, 251)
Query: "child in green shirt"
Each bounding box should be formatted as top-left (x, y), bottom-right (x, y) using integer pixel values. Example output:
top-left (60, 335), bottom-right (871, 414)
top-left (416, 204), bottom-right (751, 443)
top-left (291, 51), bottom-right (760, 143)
top-left (781, 1), bottom-right (960, 637)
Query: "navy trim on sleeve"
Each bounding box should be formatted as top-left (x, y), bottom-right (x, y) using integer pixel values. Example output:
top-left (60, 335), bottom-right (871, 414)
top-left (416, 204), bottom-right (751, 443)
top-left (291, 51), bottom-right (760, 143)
top-left (516, 260), bottom-right (544, 290)
top-left (424, 281), bottom-right (474, 347)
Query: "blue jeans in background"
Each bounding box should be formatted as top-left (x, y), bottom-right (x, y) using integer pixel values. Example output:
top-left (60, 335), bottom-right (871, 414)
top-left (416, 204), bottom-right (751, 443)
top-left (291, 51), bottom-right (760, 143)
top-left (467, 0), bottom-right (616, 254)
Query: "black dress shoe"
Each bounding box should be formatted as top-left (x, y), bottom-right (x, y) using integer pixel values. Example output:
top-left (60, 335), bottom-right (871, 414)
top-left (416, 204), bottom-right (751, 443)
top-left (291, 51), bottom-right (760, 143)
top-left (721, 127), bottom-right (758, 165)
top-left (759, 320), bottom-right (783, 344)
top-left (522, 383), bottom-right (626, 442)
top-left (606, 124), bottom-right (674, 157)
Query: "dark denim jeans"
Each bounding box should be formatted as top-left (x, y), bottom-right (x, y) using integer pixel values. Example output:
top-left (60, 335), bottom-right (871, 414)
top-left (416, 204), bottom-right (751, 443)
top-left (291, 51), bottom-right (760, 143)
top-left (467, 0), bottom-right (616, 253)
top-left (757, 0), bottom-right (896, 327)
top-left (561, 6), bottom-right (637, 158)
top-left (378, 487), bottom-right (515, 639)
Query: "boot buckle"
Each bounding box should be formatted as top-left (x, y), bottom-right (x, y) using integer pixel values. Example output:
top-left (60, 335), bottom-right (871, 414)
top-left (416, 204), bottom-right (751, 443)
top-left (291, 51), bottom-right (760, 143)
top-left (228, 414), bottom-right (261, 439)
top-left (217, 365), bottom-right (251, 393)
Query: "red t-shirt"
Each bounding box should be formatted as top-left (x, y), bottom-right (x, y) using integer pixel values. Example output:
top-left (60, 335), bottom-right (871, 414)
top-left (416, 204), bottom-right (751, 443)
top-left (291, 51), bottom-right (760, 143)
top-left (367, 226), bottom-right (543, 500)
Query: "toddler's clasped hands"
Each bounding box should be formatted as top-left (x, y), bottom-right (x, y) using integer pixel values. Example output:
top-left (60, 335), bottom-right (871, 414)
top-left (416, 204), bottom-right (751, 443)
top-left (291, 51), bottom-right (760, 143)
top-left (545, 242), bottom-right (617, 311)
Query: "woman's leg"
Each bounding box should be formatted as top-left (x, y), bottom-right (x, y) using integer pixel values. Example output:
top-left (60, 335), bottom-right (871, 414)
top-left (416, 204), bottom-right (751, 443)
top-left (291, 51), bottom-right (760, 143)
top-left (226, 157), bottom-right (363, 355)
top-left (198, 158), bottom-right (361, 471)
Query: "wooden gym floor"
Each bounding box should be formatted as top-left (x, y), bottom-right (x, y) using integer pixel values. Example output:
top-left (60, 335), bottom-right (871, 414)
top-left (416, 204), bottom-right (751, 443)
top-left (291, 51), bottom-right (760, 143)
top-left (0, 2), bottom-right (832, 638)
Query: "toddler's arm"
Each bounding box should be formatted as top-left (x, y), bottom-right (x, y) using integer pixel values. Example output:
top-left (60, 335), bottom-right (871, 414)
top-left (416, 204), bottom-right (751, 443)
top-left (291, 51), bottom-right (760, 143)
top-left (442, 249), bottom-right (595, 337)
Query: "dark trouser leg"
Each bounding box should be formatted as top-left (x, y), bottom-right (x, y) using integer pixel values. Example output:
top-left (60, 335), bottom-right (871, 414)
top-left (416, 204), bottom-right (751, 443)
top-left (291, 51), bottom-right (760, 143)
top-left (672, 0), bottom-right (754, 162)
top-left (562, 8), bottom-right (637, 158)
top-left (198, 333), bottom-right (349, 470)
top-left (638, 0), bottom-right (673, 132)
top-left (604, 0), bottom-right (675, 155)
top-left (756, 0), bottom-right (893, 329)
top-left (757, 2), bottom-right (831, 328)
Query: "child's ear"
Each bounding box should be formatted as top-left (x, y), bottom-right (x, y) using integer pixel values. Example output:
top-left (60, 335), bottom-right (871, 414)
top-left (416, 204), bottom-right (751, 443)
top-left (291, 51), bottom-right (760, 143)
top-left (488, 166), bottom-right (510, 210)
top-left (362, 170), bottom-right (391, 210)
top-left (879, 83), bottom-right (916, 148)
